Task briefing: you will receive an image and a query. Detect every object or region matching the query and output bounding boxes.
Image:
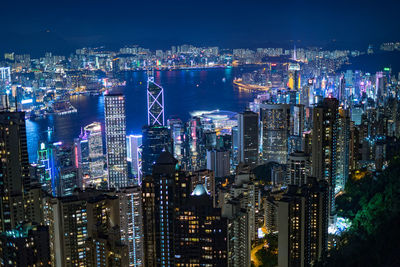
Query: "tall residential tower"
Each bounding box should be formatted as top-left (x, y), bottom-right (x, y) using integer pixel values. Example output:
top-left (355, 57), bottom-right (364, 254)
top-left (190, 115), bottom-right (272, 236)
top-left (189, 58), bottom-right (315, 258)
top-left (312, 97), bottom-right (339, 224)
top-left (0, 111), bottom-right (30, 231)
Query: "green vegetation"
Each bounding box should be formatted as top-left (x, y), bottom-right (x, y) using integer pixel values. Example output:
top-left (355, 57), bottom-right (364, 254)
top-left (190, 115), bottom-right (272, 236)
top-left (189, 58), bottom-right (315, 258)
top-left (320, 156), bottom-right (400, 266)
top-left (335, 168), bottom-right (375, 220)
top-left (255, 234), bottom-right (278, 267)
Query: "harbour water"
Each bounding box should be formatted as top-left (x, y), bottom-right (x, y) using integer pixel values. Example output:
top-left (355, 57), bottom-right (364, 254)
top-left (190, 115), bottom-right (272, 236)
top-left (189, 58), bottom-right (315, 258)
top-left (26, 67), bottom-right (258, 162)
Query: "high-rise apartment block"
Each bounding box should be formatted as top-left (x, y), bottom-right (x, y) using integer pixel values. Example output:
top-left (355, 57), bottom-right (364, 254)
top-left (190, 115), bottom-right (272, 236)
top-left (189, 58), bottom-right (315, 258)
top-left (0, 112), bottom-right (30, 231)
top-left (117, 186), bottom-right (144, 267)
top-left (175, 184), bottom-right (228, 266)
top-left (278, 178), bottom-right (329, 267)
top-left (312, 98), bottom-right (339, 223)
top-left (287, 151), bottom-right (310, 186)
top-left (44, 190), bottom-right (128, 266)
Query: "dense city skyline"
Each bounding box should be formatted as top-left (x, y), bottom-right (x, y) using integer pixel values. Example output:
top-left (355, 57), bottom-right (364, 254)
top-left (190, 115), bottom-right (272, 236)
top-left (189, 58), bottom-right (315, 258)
top-left (1, 1), bottom-right (400, 266)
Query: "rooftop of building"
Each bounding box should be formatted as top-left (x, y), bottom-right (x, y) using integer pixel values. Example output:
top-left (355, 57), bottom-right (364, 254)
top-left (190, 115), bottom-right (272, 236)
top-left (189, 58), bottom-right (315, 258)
top-left (191, 184), bottom-right (209, 196)
top-left (156, 151), bottom-right (178, 165)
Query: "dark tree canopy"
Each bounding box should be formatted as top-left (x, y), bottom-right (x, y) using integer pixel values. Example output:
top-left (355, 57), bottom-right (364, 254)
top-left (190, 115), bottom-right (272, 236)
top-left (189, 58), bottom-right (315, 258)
top-left (320, 156), bottom-right (400, 267)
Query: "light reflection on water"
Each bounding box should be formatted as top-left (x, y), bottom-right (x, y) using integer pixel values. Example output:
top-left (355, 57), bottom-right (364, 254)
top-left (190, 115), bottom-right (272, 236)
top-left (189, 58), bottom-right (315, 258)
top-left (26, 67), bottom-right (257, 162)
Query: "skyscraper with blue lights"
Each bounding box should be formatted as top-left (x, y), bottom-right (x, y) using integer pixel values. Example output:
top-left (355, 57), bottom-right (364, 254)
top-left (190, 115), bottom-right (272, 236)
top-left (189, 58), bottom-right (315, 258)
top-left (141, 126), bottom-right (173, 176)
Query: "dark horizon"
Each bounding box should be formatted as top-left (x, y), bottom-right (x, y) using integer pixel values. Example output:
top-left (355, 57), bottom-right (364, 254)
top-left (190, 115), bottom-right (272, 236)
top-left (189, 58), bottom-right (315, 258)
top-left (2, 0), bottom-right (400, 55)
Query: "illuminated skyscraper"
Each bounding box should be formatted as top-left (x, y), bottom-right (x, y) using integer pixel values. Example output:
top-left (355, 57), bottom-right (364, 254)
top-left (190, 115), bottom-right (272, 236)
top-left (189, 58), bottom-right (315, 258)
top-left (206, 149), bottom-right (230, 178)
top-left (312, 97), bottom-right (338, 224)
top-left (141, 176), bottom-right (156, 267)
top-left (0, 67), bottom-right (11, 83)
top-left (185, 117), bottom-right (207, 171)
top-left (288, 63), bottom-right (301, 91)
top-left (0, 111), bottom-right (30, 231)
top-left (141, 126), bottom-right (173, 176)
top-left (375, 71), bottom-right (386, 101)
top-left (345, 70), bottom-right (353, 88)
top-left (37, 142), bottom-right (56, 195)
top-left (0, 111), bottom-right (48, 265)
top-left (0, 224), bottom-right (50, 266)
top-left (260, 104), bottom-right (291, 164)
top-left (338, 75), bottom-right (346, 105)
top-left (105, 93), bottom-right (128, 189)
top-left (301, 85), bottom-right (311, 107)
top-left (288, 105), bottom-right (304, 154)
top-left (218, 167), bottom-right (258, 267)
top-left (37, 142), bottom-right (70, 198)
top-left (0, 67), bottom-right (11, 110)
top-left (126, 134), bottom-right (142, 185)
top-left (167, 118), bottom-right (184, 165)
top-left (349, 121), bottom-right (359, 172)
top-left (142, 152), bottom-right (191, 266)
top-left (238, 111), bottom-right (259, 166)
top-left (74, 134), bottom-right (90, 188)
top-left (74, 122), bottom-right (105, 189)
top-left (175, 184), bottom-right (228, 266)
top-left (118, 186), bottom-right (144, 267)
top-left (24, 184), bottom-right (45, 225)
top-left (286, 152), bottom-right (310, 186)
top-left (44, 190), bottom-right (128, 266)
top-left (147, 72), bottom-right (165, 126)
top-left (84, 122), bottom-right (105, 187)
top-left (233, 169), bottom-right (258, 242)
top-left (223, 199), bottom-right (251, 267)
top-left (54, 144), bottom-right (78, 197)
top-left (278, 178), bottom-right (329, 267)
top-left (232, 126), bottom-right (239, 166)
top-left (335, 108), bottom-right (350, 193)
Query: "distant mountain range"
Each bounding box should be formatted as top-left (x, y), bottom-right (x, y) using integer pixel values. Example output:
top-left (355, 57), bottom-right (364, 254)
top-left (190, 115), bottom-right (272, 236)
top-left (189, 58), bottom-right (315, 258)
top-left (342, 51), bottom-right (400, 74)
top-left (0, 31), bottom-right (76, 57)
top-left (0, 31), bottom-right (373, 58)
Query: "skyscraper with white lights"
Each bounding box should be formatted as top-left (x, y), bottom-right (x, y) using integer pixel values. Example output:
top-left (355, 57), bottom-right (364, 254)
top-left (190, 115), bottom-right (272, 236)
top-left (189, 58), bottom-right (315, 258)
top-left (104, 93), bottom-right (128, 189)
top-left (84, 122), bottom-right (105, 187)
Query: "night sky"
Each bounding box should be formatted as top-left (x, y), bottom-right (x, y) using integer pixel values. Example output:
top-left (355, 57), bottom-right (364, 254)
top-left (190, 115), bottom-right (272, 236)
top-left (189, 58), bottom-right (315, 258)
top-left (2, 0), bottom-right (400, 53)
